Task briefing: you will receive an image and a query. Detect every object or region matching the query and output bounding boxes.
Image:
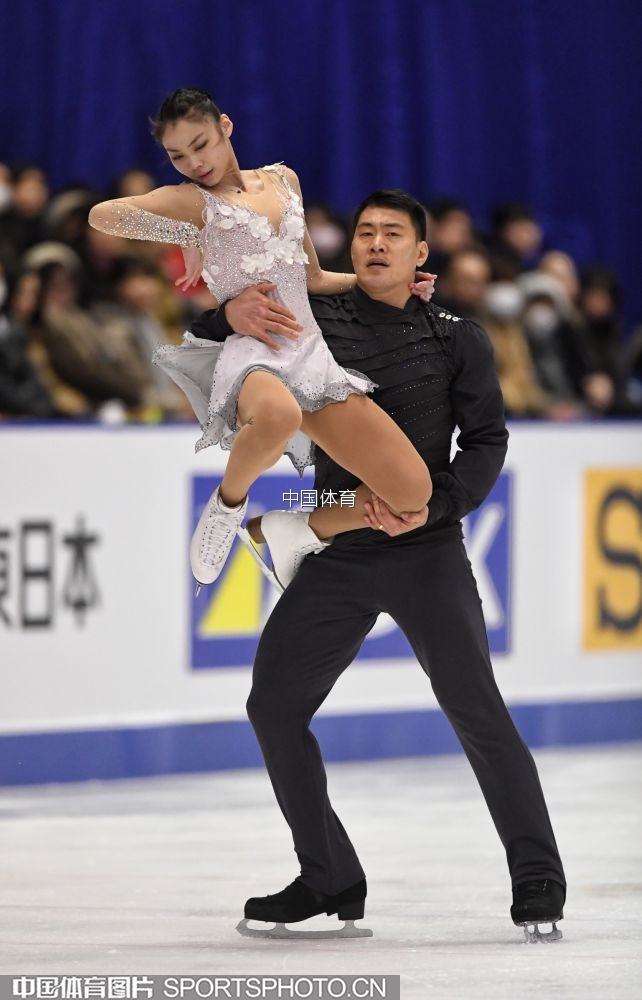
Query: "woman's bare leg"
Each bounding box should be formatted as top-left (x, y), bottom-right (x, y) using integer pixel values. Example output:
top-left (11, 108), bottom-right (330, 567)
top-left (218, 371), bottom-right (302, 507)
top-left (301, 393), bottom-right (432, 539)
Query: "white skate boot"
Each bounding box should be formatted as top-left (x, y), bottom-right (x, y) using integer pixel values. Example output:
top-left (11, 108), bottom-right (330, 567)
top-left (236, 510), bottom-right (331, 591)
top-left (191, 486), bottom-right (248, 596)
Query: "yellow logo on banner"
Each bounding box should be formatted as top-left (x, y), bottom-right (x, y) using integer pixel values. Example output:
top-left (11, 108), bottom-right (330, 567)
top-left (197, 542), bottom-right (263, 637)
top-left (584, 468), bottom-right (642, 650)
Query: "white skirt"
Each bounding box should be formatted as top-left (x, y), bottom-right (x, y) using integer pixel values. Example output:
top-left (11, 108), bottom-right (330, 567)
top-left (152, 329), bottom-right (378, 476)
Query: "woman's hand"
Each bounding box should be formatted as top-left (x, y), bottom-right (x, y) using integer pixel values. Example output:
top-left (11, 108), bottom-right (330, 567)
top-left (175, 246), bottom-right (204, 291)
top-left (409, 271), bottom-right (437, 302)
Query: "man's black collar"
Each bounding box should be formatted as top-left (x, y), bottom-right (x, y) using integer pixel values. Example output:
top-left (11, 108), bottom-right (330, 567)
top-left (351, 283), bottom-right (424, 322)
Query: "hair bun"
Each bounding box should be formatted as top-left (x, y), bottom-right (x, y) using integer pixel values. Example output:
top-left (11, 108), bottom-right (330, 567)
top-left (149, 88), bottom-right (222, 144)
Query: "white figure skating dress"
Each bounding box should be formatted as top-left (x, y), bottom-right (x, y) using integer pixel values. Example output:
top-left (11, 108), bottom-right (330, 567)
top-left (151, 163), bottom-right (377, 475)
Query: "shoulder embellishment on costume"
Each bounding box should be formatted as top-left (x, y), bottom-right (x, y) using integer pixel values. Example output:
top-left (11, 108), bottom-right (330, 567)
top-left (261, 162), bottom-right (302, 206)
top-left (438, 311), bottom-right (461, 322)
top-left (261, 161), bottom-right (287, 174)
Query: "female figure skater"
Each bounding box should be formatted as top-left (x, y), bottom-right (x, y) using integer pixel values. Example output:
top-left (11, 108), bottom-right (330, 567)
top-left (89, 88), bottom-right (436, 590)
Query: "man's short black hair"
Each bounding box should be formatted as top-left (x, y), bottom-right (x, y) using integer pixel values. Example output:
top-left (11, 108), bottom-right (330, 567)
top-left (352, 189), bottom-right (427, 243)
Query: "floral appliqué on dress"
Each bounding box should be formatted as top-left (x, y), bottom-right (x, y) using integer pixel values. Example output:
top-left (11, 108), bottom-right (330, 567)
top-left (205, 193), bottom-right (309, 277)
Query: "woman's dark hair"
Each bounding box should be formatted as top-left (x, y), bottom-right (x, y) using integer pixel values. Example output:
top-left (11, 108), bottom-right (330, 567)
top-left (427, 197), bottom-right (470, 222)
top-left (149, 88), bottom-right (222, 144)
top-left (29, 262), bottom-right (77, 324)
top-left (352, 189), bottom-right (427, 242)
top-left (112, 256), bottom-right (161, 285)
top-left (9, 161), bottom-right (45, 183)
top-left (492, 201), bottom-right (535, 234)
top-left (580, 265), bottom-right (620, 304)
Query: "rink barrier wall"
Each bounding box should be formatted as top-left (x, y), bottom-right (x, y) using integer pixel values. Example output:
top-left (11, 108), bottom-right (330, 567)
top-left (1, 422), bottom-right (641, 786)
top-left (1, 698), bottom-right (642, 786)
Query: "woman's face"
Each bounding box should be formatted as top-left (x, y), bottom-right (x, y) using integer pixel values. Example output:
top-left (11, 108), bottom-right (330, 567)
top-left (162, 115), bottom-right (232, 186)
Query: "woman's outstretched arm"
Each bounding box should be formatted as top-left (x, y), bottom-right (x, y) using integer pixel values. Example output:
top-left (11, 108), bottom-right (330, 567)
top-left (88, 184), bottom-right (205, 248)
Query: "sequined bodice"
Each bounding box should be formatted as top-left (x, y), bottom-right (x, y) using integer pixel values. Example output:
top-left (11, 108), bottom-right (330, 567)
top-left (195, 164), bottom-right (315, 328)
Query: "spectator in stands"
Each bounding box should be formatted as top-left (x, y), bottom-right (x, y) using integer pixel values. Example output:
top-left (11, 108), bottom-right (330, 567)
top-left (112, 168), bottom-right (155, 199)
top-left (0, 263), bottom-right (91, 418)
top-left (433, 247), bottom-right (491, 321)
top-left (1, 260), bottom-right (58, 418)
top-left (518, 272), bottom-right (614, 416)
top-left (538, 251), bottom-right (580, 305)
top-left (0, 163), bottom-right (50, 261)
top-left (81, 212), bottom-right (133, 304)
top-left (482, 281), bottom-right (566, 419)
top-left (424, 197), bottom-right (475, 274)
top-left (489, 202), bottom-right (543, 276)
top-left (0, 163), bottom-right (12, 213)
top-left (93, 257), bottom-right (193, 419)
top-left (577, 267), bottom-right (622, 387)
top-left (24, 246), bottom-right (150, 413)
top-left (579, 266), bottom-right (642, 415)
top-left (623, 324), bottom-right (642, 409)
top-left (305, 204), bottom-right (351, 273)
top-left (45, 188), bottom-right (96, 256)
top-left (537, 258), bottom-right (638, 414)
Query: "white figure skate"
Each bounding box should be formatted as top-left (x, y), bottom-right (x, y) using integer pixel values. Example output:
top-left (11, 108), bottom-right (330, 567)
top-left (236, 509), bottom-right (330, 591)
top-left (191, 486), bottom-right (248, 597)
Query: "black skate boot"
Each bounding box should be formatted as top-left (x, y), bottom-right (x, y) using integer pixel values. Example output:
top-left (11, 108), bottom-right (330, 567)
top-left (237, 877), bottom-right (371, 939)
top-left (511, 879), bottom-right (565, 943)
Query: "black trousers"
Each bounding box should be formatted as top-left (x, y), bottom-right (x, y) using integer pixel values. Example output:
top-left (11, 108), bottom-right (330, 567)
top-left (247, 524), bottom-right (566, 896)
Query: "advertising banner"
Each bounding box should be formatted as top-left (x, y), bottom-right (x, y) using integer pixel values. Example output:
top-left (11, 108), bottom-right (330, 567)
top-left (1, 422), bottom-right (640, 784)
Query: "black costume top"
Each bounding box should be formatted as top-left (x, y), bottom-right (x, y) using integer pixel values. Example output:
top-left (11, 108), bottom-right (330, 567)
top-left (191, 284), bottom-right (508, 545)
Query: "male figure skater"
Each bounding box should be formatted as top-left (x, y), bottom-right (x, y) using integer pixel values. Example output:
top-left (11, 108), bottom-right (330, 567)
top-left (194, 189), bottom-right (566, 942)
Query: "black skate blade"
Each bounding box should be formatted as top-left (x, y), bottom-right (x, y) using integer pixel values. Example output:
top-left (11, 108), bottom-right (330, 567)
top-left (518, 919), bottom-right (563, 943)
top-left (236, 527), bottom-right (284, 593)
top-left (236, 918), bottom-right (373, 940)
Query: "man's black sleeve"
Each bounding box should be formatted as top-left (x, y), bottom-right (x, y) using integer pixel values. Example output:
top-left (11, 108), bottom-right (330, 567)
top-left (190, 303), bottom-right (234, 342)
top-left (427, 319), bottom-right (509, 527)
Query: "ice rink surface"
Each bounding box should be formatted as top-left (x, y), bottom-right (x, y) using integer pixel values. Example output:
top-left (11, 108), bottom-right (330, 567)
top-left (2, 743), bottom-right (641, 1000)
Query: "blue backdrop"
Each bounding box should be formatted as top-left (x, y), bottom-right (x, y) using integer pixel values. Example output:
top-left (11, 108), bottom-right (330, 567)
top-left (1, 0), bottom-right (641, 326)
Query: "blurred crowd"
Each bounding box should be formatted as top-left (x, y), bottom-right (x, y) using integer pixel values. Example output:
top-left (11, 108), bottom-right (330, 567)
top-left (312, 198), bottom-right (642, 420)
top-left (1, 161), bottom-right (642, 426)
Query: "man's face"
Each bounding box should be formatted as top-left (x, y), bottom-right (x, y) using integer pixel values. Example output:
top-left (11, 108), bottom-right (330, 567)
top-left (351, 207), bottom-right (428, 296)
